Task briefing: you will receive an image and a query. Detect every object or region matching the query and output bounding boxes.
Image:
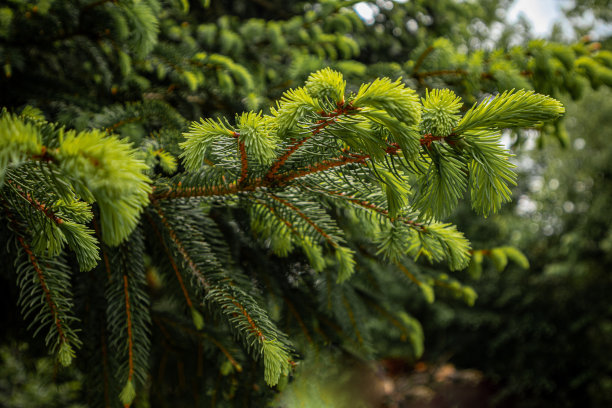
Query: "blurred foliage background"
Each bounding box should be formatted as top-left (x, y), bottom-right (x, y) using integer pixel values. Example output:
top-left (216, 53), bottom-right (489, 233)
top-left (412, 85), bottom-right (612, 407)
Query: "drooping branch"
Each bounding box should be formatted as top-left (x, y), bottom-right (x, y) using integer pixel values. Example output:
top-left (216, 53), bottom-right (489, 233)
top-left (151, 202), bottom-right (267, 342)
top-left (1, 199), bottom-right (70, 345)
top-left (17, 235), bottom-right (67, 343)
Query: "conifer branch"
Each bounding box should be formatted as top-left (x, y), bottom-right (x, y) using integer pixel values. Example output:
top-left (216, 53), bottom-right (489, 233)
top-left (252, 199), bottom-right (300, 237)
top-left (2, 199), bottom-right (80, 366)
top-left (152, 203), bottom-right (211, 290)
top-left (277, 154), bottom-right (369, 184)
top-left (265, 136), bottom-right (311, 180)
top-left (267, 193), bottom-right (338, 248)
top-left (266, 102), bottom-right (360, 180)
top-left (6, 179), bottom-right (64, 225)
top-left (17, 235), bottom-right (68, 344)
top-left (305, 187), bottom-right (426, 230)
top-left (146, 213), bottom-right (195, 309)
top-left (151, 202), bottom-right (293, 370)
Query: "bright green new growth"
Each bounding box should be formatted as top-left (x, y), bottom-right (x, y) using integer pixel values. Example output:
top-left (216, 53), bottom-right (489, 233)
top-left (236, 111), bottom-right (277, 165)
top-left (305, 67), bottom-right (347, 103)
top-left (352, 77), bottom-right (422, 126)
top-left (1, 67), bottom-right (564, 404)
top-left (421, 89), bottom-right (463, 136)
top-left (0, 112), bottom-right (43, 183)
top-left (455, 89), bottom-right (565, 133)
top-left (177, 68), bottom-right (562, 278)
top-left (56, 129), bottom-right (152, 246)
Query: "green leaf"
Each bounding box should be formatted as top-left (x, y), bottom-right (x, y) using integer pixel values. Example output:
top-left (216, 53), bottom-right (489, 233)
top-left (57, 341), bottom-right (75, 367)
top-left (464, 130), bottom-right (516, 216)
top-left (180, 118), bottom-right (235, 170)
top-left (237, 111), bottom-right (277, 165)
top-left (0, 113), bottom-right (44, 184)
top-left (420, 88), bottom-right (463, 136)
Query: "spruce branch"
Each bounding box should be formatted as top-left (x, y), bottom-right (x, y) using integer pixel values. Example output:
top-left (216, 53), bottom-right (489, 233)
top-left (3, 202), bottom-right (81, 366)
top-left (151, 201), bottom-right (294, 386)
top-left (105, 228), bottom-right (151, 407)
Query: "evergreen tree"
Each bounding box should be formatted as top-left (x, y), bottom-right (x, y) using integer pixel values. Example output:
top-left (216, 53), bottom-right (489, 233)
top-left (1, 1), bottom-right (610, 406)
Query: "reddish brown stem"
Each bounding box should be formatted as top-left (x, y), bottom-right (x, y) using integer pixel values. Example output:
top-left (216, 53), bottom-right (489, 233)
top-left (413, 45), bottom-right (434, 74)
top-left (265, 136), bottom-right (311, 180)
top-left (105, 116), bottom-right (141, 133)
top-left (265, 103), bottom-right (359, 181)
top-left (277, 154), bottom-right (369, 184)
top-left (7, 180), bottom-right (63, 224)
top-left (123, 274), bottom-right (134, 381)
top-left (310, 188), bottom-right (425, 230)
top-left (17, 235), bottom-right (67, 343)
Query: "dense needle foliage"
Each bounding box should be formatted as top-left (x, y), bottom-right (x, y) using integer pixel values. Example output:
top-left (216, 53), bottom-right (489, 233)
top-left (1, 0), bottom-right (611, 406)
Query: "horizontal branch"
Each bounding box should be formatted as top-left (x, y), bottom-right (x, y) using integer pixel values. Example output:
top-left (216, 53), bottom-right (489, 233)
top-left (306, 187), bottom-right (426, 231)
